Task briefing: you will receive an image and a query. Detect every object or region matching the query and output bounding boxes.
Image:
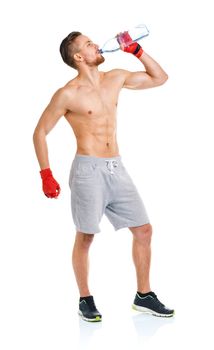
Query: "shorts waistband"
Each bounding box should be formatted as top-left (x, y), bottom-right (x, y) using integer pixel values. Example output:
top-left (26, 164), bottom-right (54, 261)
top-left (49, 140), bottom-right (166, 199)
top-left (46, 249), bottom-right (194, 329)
top-left (73, 153), bottom-right (122, 164)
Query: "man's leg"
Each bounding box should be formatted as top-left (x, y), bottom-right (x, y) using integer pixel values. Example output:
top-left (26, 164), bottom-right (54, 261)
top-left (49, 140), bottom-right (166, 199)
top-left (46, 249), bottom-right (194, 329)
top-left (72, 231), bottom-right (102, 322)
top-left (129, 223), bottom-right (152, 293)
top-left (129, 223), bottom-right (174, 316)
top-left (72, 231), bottom-right (94, 297)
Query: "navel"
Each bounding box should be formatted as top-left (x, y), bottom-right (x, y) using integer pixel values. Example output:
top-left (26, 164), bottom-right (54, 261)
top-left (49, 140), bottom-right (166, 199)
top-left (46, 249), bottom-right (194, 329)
top-left (88, 110), bottom-right (92, 114)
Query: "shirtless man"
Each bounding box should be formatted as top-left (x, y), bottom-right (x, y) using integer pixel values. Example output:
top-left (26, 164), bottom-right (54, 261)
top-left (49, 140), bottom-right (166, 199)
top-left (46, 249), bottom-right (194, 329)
top-left (33, 31), bottom-right (174, 322)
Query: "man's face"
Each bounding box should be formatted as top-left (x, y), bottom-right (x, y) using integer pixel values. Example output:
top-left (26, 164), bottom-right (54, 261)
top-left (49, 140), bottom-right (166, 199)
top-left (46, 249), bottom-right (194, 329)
top-left (74, 35), bottom-right (105, 67)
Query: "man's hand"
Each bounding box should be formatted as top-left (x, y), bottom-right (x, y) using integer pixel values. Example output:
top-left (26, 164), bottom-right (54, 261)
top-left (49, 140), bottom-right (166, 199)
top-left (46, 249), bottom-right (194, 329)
top-left (116, 32), bottom-right (143, 58)
top-left (40, 168), bottom-right (61, 198)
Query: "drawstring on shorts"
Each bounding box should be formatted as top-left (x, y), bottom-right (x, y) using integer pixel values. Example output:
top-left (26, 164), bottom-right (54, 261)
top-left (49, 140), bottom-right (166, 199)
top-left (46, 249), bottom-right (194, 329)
top-left (105, 160), bottom-right (118, 174)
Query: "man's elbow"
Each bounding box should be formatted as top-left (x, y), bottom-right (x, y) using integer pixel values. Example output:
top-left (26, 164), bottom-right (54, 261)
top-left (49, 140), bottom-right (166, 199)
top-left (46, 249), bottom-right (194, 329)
top-left (161, 73), bottom-right (169, 84)
top-left (156, 73), bottom-right (168, 86)
top-left (33, 127), bottom-right (46, 143)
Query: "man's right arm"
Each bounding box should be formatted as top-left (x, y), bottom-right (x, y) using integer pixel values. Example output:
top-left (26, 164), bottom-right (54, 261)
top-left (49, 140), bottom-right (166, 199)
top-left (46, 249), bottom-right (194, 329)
top-left (33, 88), bottom-right (69, 170)
top-left (33, 87), bottom-right (70, 198)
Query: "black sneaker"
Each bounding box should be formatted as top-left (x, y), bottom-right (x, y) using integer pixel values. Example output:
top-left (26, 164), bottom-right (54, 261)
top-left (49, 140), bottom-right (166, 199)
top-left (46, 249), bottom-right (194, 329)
top-left (132, 291), bottom-right (174, 317)
top-left (78, 296), bottom-right (102, 322)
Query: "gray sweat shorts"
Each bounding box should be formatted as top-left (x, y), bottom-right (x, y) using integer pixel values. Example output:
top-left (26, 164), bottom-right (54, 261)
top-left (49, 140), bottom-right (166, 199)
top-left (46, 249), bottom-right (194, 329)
top-left (68, 154), bottom-right (150, 234)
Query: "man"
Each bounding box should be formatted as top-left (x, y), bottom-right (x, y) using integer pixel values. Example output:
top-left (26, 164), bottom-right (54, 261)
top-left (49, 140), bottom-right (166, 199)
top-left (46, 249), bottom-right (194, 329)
top-left (33, 31), bottom-right (174, 322)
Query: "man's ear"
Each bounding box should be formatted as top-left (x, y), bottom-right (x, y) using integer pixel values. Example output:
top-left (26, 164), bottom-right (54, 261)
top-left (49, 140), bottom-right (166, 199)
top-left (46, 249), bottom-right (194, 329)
top-left (74, 53), bottom-right (84, 64)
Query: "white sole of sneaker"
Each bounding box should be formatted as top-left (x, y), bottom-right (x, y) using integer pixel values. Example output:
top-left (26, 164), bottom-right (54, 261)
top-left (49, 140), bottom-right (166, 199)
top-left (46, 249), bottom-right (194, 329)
top-left (132, 304), bottom-right (174, 317)
top-left (78, 310), bottom-right (102, 322)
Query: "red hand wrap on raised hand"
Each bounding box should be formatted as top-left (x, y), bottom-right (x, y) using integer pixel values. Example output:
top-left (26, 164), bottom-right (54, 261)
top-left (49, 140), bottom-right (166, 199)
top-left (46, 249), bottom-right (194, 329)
top-left (117, 31), bottom-right (143, 58)
top-left (123, 42), bottom-right (143, 58)
top-left (40, 168), bottom-right (61, 198)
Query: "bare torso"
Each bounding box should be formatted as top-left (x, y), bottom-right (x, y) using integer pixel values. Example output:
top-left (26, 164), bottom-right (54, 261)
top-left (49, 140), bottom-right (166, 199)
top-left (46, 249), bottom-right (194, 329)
top-left (63, 70), bottom-right (124, 157)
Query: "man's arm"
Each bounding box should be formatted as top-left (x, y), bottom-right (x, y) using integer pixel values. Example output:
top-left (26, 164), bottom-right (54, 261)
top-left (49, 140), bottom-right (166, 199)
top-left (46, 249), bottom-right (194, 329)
top-left (113, 39), bottom-right (168, 90)
top-left (123, 51), bottom-right (168, 89)
top-left (33, 88), bottom-right (69, 170)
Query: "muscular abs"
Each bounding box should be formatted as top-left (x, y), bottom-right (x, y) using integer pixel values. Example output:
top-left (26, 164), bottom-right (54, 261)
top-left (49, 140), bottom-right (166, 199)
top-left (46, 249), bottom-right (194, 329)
top-left (65, 109), bottom-right (119, 157)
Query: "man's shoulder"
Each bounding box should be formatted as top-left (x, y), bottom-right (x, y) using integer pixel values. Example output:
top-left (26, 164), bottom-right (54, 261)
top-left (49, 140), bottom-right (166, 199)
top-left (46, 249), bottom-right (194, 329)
top-left (54, 79), bottom-right (78, 97)
top-left (63, 77), bottom-right (79, 90)
top-left (50, 82), bottom-right (77, 106)
top-left (104, 69), bottom-right (131, 85)
top-left (105, 68), bottom-right (129, 76)
top-left (102, 69), bottom-right (131, 89)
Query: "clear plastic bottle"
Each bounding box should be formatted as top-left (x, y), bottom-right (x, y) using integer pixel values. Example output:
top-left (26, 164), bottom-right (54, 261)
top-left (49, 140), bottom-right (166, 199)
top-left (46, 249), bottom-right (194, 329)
top-left (99, 23), bottom-right (149, 54)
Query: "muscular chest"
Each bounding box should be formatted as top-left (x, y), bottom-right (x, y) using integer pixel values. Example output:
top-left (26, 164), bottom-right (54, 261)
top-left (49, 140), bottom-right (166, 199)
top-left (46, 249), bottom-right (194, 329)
top-left (67, 85), bottom-right (119, 119)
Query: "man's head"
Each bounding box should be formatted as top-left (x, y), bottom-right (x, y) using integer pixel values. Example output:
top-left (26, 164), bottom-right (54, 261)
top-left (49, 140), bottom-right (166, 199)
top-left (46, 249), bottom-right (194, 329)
top-left (59, 31), bottom-right (105, 70)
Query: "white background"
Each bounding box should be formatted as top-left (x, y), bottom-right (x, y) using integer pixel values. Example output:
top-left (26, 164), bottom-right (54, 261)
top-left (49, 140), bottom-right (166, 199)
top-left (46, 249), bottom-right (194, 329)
top-left (0, 0), bottom-right (214, 349)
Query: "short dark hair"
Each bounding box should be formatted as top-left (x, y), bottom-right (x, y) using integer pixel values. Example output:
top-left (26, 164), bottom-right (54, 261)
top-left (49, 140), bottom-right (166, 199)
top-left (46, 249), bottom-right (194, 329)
top-left (59, 31), bottom-right (82, 69)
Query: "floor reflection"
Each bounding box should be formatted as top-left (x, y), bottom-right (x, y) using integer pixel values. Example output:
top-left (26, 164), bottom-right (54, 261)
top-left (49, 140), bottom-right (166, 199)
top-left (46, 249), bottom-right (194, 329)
top-left (78, 316), bottom-right (102, 349)
top-left (132, 312), bottom-right (175, 340)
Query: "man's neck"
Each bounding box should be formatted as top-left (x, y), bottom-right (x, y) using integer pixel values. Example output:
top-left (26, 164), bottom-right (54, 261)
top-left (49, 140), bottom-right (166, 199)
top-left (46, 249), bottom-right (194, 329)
top-left (77, 66), bottom-right (102, 88)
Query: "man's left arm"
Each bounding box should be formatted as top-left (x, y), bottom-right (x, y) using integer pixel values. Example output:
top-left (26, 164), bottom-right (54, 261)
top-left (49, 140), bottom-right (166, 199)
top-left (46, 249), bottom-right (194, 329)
top-left (123, 50), bottom-right (168, 89)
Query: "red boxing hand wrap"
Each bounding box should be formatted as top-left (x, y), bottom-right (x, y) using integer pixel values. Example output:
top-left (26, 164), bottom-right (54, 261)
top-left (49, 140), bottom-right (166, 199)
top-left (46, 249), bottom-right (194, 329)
top-left (117, 32), bottom-right (143, 59)
top-left (40, 168), bottom-right (61, 198)
top-left (124, 42), bottom-right (143, 58)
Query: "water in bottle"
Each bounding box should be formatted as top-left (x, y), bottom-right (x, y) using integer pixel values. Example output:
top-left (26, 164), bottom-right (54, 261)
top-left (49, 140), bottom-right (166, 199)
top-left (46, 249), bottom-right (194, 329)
top-left (99, 23), bottom-right (149, 54)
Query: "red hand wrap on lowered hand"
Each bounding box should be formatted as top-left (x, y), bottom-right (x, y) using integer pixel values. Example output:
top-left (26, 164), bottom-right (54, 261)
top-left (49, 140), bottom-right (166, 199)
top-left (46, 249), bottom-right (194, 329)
top-left (40, 168), bottom-right (61, 198)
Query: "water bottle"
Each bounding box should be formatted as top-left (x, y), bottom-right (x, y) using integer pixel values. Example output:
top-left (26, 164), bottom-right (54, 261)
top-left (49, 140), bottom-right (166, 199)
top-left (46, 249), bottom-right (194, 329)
top-left (99, 23), bottom-right (149, 54)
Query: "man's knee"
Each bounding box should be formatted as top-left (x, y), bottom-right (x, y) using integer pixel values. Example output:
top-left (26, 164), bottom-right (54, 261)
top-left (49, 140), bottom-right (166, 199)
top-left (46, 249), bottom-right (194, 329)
top-left (130, 223), bottom-right (153, 244)
top-left (76, 232), bottom-right (95, 248)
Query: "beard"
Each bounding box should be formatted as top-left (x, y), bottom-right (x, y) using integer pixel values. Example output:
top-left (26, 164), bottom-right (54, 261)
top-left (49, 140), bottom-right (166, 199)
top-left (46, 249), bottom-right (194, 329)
top-left (95, 54), bottom-right (105, 66)
top-left (87, 54), bottom-right (105, 67)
